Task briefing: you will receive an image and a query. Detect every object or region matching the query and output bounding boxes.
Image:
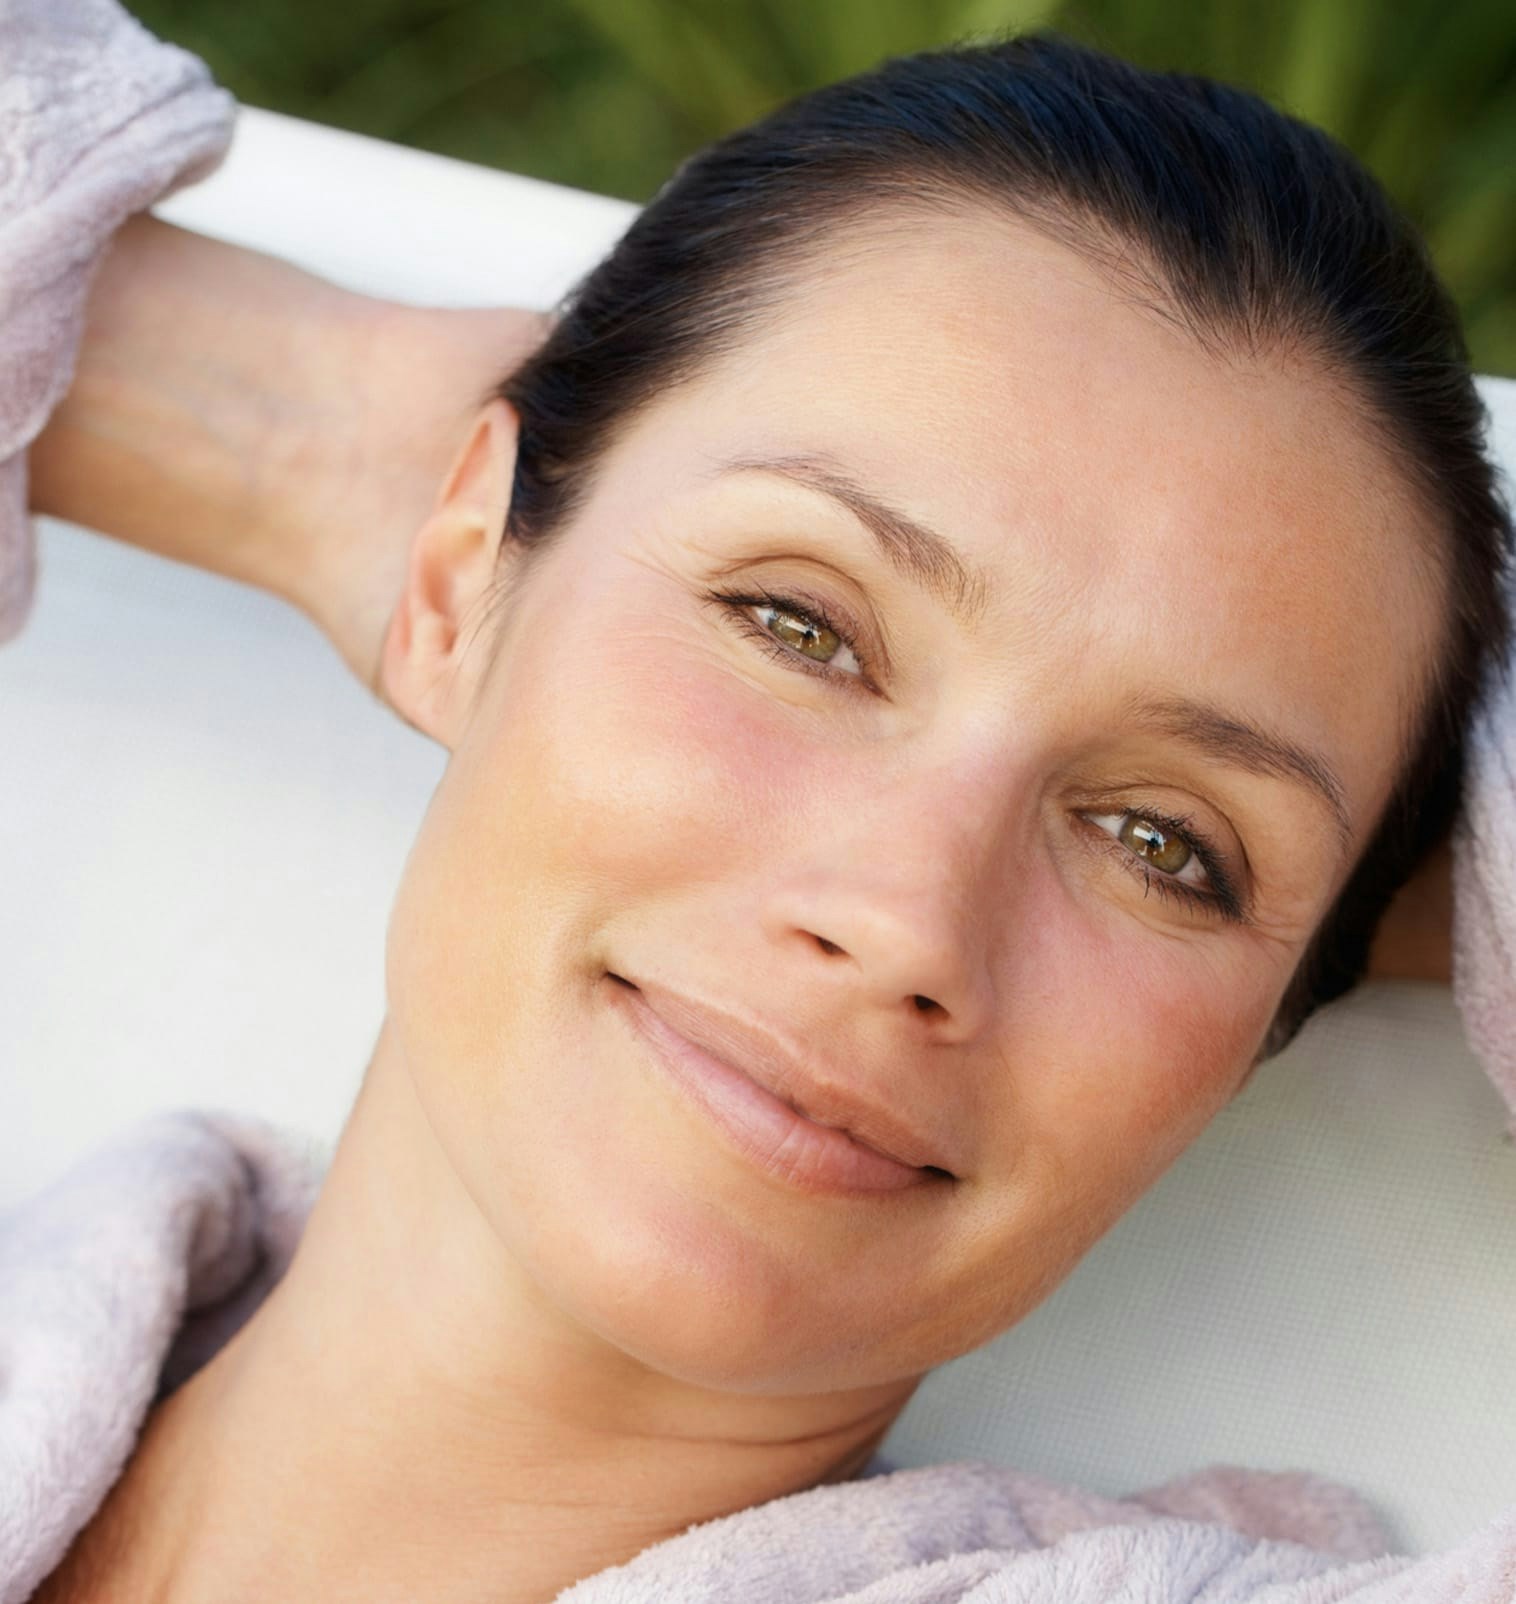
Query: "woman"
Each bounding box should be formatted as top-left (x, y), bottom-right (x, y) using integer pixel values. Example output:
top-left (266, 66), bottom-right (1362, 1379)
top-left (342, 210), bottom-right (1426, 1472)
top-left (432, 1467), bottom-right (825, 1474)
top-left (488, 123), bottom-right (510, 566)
top-left (7, 11), bottom-right (1514, 1604)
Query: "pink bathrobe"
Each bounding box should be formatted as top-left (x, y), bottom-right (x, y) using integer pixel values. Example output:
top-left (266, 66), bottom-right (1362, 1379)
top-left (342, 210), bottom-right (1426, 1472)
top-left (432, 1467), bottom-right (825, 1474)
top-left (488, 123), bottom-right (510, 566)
top-left (3, 2), bottom-right (1514, 1599)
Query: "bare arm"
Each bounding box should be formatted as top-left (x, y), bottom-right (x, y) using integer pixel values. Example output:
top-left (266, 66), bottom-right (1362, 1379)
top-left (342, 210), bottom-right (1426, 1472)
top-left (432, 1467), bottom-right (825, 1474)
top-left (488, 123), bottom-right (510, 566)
top-left (27, 214), bottom-right (550, 703)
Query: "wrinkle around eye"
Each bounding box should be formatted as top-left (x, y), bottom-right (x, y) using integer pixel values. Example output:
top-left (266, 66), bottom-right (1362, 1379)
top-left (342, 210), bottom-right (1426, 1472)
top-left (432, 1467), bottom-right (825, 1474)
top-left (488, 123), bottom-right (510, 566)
top-left (699, 545), bottom-right (903, 681)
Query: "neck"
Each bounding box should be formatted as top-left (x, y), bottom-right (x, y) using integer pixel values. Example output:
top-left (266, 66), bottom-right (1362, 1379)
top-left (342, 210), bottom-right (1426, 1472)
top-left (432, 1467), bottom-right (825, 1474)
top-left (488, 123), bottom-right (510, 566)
top-left (43, 1023), bottom-right (914, 1604)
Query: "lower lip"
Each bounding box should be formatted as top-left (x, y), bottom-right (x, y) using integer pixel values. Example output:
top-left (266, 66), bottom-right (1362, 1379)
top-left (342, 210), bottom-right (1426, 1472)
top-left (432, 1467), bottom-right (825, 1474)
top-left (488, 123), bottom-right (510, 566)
top-left (604, 977), bottom-right (933, 1198)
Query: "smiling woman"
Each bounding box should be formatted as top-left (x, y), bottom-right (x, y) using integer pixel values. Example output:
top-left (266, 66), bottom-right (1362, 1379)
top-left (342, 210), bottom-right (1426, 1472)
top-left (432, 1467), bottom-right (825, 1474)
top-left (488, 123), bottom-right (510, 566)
top-left (21, 26), bottom-right (1516, 1604)
top-left (370, 203), bottom-right (1453, 1409)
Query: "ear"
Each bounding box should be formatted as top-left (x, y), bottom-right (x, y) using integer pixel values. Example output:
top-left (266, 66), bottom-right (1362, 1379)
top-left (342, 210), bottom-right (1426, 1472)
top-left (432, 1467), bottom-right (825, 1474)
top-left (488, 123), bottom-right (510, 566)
top-left (380, 399), bottom-right (521, 747)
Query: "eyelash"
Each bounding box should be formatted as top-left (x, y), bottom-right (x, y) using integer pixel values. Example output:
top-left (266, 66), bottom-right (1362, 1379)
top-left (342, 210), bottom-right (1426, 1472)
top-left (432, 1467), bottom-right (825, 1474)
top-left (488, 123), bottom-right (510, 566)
top-left (707, 584), bottom-right (1249, 926)
top-left (1083, 807), bottom-right (1246, 924)
top-left (709, 584), bottom-right (880, 689)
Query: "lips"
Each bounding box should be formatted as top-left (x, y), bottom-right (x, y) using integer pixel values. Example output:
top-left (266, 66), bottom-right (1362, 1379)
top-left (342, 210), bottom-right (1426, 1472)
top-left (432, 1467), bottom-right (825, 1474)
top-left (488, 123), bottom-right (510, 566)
top-left (604, 972), bottom-right (957, 1197)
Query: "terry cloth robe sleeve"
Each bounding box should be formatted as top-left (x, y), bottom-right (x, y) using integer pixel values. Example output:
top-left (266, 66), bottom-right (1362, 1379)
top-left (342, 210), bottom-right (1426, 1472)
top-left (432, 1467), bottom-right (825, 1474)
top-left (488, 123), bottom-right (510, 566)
top-left (0, 0), bottom-right (234, 644)
top-left (1452, 527), bottom-right (1516, 1139)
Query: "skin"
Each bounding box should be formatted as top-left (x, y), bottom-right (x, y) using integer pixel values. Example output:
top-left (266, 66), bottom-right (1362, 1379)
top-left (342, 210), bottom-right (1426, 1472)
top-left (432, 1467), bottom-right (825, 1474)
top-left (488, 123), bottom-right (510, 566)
top-left (26, 215), bottom-right (550, 695)
top-left (37, 207), bottom-right (1448, 1603)
top-left (1366, 833), bottom-right (1453, 983)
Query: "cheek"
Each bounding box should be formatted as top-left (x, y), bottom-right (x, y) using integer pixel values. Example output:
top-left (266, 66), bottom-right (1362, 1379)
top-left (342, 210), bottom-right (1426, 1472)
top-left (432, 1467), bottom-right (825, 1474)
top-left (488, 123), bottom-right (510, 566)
top-left (548, 620), bottom-right (785, 880)
top-left (911, 918), bottom-right (1277, 1359)
top-left (382, 583), bottom-right (879, 1368)
top-left (1001, 886), bottom-right (1275, 1230)
top-left (384, 578), bottom-right (758, 1079)
top-left (484, 565), bottom-right (796, 899)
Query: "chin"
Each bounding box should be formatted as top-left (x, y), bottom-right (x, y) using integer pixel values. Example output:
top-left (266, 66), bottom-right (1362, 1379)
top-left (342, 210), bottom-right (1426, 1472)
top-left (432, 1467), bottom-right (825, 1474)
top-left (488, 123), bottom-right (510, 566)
top-left (389, 943), bottom-right (960, 1394)
top-left (475, 1090), bottom-right (943, 1393)
top-left (499, 1139), bottom-right (856, 1390)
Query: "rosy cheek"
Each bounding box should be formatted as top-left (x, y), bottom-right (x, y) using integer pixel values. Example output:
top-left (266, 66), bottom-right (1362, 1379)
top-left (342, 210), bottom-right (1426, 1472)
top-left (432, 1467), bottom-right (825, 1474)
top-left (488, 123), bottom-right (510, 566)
top-left (1001, 884), bottom-right (1270, 1190)
top-left (1113, 980), bottom-right (1255, 1153)
top-left (491, 595), bottom-right (794, 892)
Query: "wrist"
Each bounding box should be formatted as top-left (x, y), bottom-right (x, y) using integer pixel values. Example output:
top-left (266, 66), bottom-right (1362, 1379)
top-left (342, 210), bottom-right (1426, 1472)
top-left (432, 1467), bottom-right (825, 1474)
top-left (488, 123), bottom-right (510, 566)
top-left (265, 296), bottom-right (553, 698)
top-left (28, 215), bottom-right (376, 603)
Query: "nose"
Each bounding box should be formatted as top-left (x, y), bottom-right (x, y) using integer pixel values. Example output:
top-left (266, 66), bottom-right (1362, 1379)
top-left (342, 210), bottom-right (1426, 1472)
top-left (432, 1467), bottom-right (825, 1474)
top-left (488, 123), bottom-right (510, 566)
top-left (757, 767), bottom-right (1001, 1043)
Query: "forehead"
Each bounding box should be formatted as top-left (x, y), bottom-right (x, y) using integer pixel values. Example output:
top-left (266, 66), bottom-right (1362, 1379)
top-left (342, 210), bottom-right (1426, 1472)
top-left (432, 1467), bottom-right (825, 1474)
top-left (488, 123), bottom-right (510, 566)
top-left (608, 206), bottom-right (1446, 846)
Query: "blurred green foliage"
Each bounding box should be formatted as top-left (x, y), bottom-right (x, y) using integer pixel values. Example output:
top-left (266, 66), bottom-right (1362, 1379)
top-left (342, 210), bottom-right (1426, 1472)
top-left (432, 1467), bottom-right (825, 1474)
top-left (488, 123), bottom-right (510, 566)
top-left (134, 0), bottom-right (1514, 374)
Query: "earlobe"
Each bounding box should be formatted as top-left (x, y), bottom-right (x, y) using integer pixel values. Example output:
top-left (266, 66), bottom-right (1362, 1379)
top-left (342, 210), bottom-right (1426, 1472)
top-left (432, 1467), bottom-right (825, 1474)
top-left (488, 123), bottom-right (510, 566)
top-left (380, 399), bottom-right (520, 746)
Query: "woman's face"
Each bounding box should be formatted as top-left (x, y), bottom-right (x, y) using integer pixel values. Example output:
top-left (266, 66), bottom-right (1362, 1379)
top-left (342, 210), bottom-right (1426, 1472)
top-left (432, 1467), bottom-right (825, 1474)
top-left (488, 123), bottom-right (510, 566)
top-left (383, 209), bottom-right (1443, 1396)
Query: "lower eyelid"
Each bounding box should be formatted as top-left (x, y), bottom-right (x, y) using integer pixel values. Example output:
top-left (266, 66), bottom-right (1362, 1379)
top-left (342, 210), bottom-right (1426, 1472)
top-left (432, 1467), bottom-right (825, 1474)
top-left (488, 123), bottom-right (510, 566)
top-left (1076, 810), bottom-right (1228, 921)
top-left (1091, 833), bottom-right (1212, 912)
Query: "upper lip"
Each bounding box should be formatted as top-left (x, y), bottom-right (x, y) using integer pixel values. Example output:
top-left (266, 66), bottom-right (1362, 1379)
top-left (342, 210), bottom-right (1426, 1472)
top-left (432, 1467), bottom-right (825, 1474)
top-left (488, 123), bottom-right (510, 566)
top-left (617, 975), bottom-right (959, 1177)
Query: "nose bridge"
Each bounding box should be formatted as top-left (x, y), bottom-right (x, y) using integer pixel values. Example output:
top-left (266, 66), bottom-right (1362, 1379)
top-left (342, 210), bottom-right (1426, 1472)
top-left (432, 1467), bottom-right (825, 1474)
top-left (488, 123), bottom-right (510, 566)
top-left (762, 735), bottom-right (1020, 1034)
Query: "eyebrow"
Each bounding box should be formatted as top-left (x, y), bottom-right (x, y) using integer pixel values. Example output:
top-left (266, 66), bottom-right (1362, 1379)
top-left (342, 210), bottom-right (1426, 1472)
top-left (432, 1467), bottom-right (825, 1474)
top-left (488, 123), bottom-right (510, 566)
top-left (703, 449), bottom-right (1355, 861)
top-left (704, 451), bottom-right (992, 627)
top-left (1117, 696), bottom-right (1354, 862)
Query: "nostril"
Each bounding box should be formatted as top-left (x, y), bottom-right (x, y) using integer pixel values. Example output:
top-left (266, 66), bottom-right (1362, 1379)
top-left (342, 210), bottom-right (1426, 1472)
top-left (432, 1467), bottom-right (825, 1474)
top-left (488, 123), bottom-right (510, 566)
top-left (912, 994), bottom-right (938, 1013)
top-left (815, 935), bottom-right (844, 955)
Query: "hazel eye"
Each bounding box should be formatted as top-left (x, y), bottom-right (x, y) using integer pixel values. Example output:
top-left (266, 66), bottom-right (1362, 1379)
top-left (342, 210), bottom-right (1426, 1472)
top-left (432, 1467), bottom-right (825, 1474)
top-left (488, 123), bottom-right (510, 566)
top-left (1116, 813), bottom-right (1193, 875)
top-left (708, 586), bottom-right (871, 684)
top-left (765, 603), bottom-right (845, 665)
